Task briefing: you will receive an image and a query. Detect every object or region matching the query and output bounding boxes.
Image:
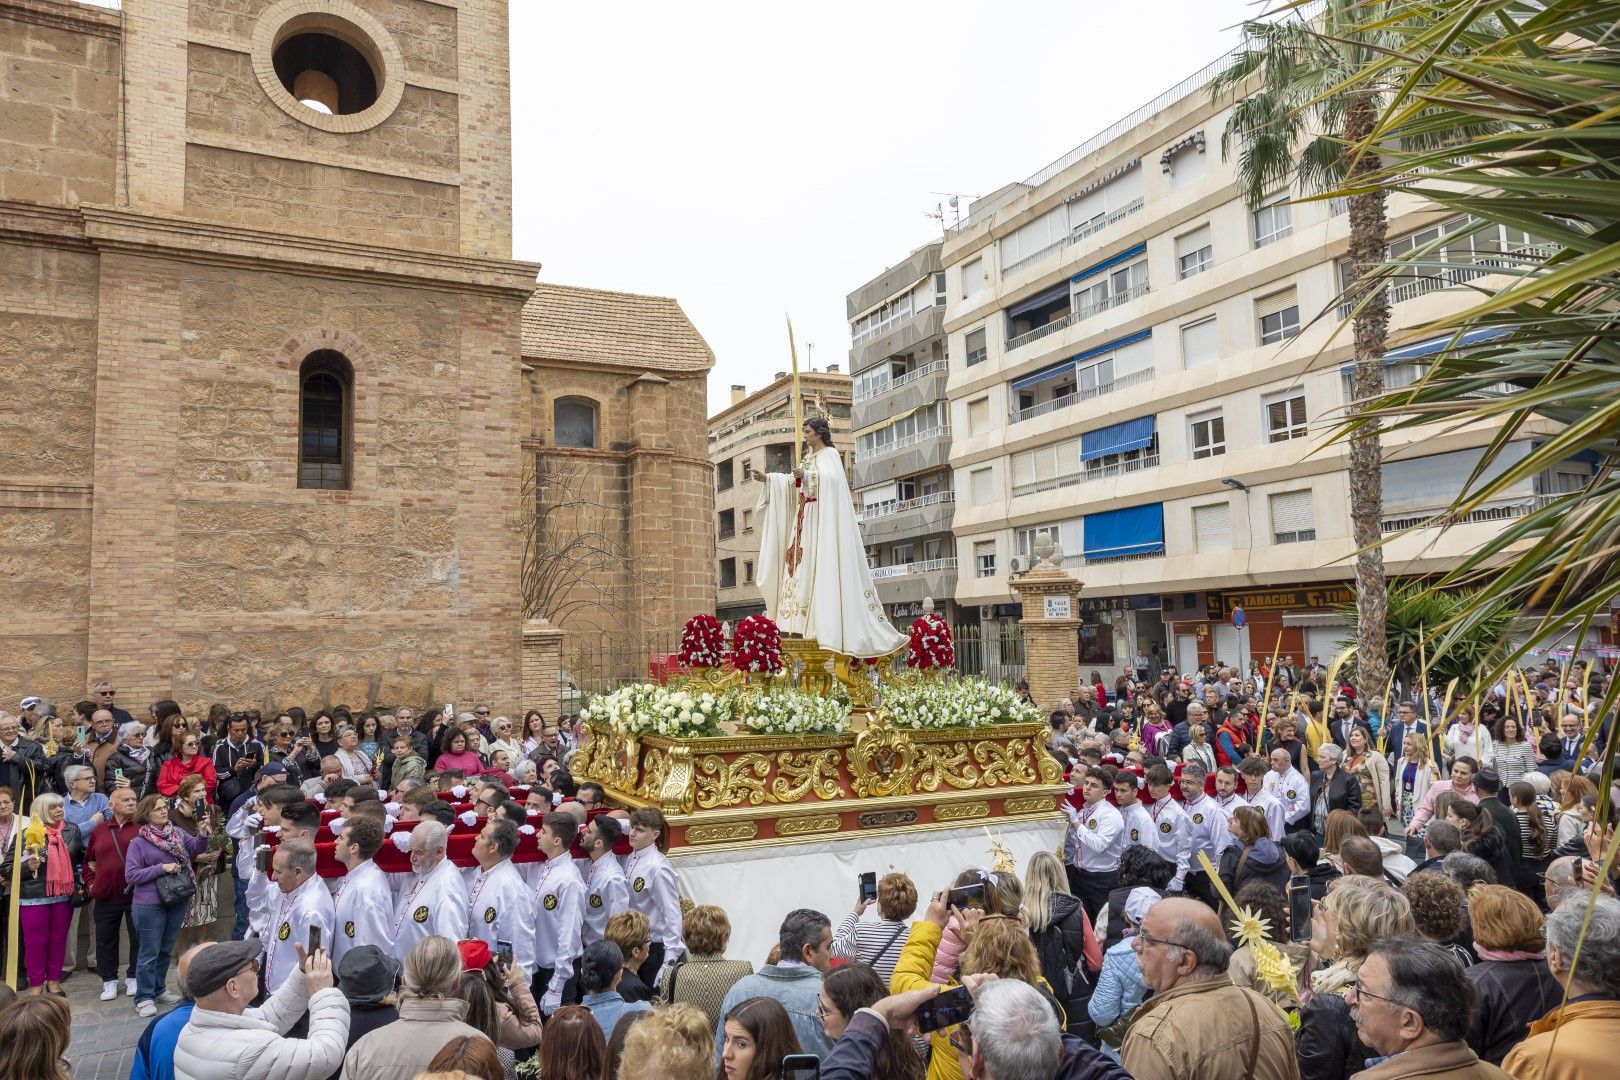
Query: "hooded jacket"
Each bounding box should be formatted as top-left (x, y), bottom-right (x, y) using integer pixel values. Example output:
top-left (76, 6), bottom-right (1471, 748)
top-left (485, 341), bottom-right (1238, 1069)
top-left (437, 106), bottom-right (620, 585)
top-left (1218, 836), bottom-right (1290, 899)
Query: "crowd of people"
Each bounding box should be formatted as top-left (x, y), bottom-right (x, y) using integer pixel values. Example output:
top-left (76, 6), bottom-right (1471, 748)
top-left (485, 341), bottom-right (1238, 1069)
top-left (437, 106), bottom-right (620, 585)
top-left (0, 658), bottom-right (1613, 1080)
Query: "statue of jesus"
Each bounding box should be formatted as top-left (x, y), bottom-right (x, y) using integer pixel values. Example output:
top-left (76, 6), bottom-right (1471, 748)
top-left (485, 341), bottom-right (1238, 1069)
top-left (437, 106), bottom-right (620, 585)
top-left (755, 416), bottom-right (907, 658)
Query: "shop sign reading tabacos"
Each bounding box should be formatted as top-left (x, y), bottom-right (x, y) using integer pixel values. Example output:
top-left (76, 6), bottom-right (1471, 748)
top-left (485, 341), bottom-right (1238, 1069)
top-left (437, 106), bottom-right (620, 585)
top-left (1219, 586), bottom-right (1354, 614)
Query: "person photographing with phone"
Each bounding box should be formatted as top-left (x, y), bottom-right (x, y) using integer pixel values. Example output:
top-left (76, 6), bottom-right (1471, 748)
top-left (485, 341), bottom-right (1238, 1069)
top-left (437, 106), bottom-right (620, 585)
top-left (173, 937), bottom-right (350, 1080)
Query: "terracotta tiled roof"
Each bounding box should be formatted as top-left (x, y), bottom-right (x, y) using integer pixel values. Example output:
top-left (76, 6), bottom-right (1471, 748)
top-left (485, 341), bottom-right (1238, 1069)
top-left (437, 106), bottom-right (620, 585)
top-left (521, 282), bottom-right (715, 374)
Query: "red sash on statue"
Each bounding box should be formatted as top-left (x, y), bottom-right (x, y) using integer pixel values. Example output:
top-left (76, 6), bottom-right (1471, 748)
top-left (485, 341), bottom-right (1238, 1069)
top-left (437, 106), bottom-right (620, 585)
top-left (785, 474), bottom-right (816, 575)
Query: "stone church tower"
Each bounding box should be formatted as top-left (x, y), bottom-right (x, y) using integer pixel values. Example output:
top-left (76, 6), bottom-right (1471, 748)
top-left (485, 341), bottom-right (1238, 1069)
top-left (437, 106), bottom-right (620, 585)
top-left (1, 0), bottom-right (538, 712)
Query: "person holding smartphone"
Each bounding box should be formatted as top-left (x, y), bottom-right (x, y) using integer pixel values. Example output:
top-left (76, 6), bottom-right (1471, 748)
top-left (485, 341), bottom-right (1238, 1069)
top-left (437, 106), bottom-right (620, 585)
top-left (262, 840), bottom-right (334, 996)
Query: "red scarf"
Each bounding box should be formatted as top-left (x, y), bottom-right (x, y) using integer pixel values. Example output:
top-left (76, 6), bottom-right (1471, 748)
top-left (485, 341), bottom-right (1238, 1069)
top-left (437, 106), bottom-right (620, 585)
top-left (42, 821), bottom-right (73, 897)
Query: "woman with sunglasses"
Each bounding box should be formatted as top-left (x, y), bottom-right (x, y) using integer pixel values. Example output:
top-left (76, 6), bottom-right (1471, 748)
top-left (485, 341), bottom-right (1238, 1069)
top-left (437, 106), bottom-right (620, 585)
top-left (103, 722), bottom-right (156, 800)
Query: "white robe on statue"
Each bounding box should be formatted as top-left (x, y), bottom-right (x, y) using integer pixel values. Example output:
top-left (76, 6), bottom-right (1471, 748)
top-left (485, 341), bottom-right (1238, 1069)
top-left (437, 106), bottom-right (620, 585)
top-left (756, 445), bottom-right (907, 658)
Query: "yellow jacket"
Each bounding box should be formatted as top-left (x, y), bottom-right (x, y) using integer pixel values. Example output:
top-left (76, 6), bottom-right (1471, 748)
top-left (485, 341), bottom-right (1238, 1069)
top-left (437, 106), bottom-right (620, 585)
top-left (1502, 998), bottom-right (1620, 1080)
top-left (889, 920), bottom-right (964, 1080)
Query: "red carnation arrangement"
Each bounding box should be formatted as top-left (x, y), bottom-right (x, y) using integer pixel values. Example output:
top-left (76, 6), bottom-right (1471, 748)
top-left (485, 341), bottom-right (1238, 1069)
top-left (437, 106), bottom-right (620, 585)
top-left (678, 613), bottom-right (726, 668)
top-left (906, 612), bottom-right (955, 670)
top-left (733, 614), bottom-right (784, 674)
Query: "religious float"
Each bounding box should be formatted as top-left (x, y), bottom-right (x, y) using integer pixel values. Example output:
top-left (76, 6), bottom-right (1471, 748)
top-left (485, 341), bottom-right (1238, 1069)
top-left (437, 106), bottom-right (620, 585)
top-left (571, 609), bottom-right (1068, 961)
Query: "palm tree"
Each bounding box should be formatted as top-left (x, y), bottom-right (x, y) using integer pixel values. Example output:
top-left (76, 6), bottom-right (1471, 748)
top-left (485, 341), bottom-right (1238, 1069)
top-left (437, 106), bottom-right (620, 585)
top-left (1323, 0), bottom-right (1620, 807)
top-left (1212, 0), bottom-right (1393, 704)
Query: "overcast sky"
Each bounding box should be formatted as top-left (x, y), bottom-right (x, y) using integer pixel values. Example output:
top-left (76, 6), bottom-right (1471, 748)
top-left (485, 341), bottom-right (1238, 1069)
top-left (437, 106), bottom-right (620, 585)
top-left (509, 1), bottom-right (1260, 416)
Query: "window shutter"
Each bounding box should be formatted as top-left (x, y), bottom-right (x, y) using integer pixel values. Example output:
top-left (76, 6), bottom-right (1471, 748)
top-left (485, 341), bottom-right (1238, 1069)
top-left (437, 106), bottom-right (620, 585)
top-left (1175, 226), bottom-right (1211, 262)
top-left (1180, 317), bottom-right (1219, 369)
top-left (970, 467), bottom-right (994, 505)
top-left (1193, 503), bottom-right (1231, 552)
top-left (1269, 490), bottom-right (1314, 535)
top-left (968, 397), bottom-right (990, 435)
top-left (1256, 288), bottom-right (1298, 320)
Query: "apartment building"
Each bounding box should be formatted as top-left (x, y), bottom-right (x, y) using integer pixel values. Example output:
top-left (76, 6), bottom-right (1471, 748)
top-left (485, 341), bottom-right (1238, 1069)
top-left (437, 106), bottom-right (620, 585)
top-left (845, 242), bottom-right (960, 627)
top-left (708, 371), bottom-right (854, 625)
top-left (939, 51), bottom-right (1571, 677)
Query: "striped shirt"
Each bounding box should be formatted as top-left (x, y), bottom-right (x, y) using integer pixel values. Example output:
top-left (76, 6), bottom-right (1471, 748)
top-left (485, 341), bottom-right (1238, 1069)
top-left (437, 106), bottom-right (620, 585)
top-left (829, 912), bottom-right (911, 985)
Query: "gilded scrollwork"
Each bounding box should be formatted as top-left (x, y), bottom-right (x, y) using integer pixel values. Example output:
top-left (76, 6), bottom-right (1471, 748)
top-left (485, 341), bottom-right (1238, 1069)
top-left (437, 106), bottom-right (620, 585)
top-left (771, 750), bottom-right (843, 803)
top-left (660, 745), bottom-right (696, 814)
top-left (974, 739), bottom-right (1037, 787)
top-left (637, 748), bottom-right (668, 802)
top-left (694, 753), bottom-right (772, 809)
top-left (1035, 746), bottom-right (1062, 784)
top-left (913, 741), bottom-right (980, 792)
top-left (848, 716), bottom-right (917, 798)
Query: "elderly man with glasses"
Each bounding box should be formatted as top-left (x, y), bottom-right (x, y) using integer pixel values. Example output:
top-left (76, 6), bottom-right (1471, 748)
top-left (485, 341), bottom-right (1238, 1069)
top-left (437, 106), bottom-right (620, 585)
top-left (1119, 897), bottom-right (1299, 1080)
top-left (1349, 938), bottom-right (1509, 1079)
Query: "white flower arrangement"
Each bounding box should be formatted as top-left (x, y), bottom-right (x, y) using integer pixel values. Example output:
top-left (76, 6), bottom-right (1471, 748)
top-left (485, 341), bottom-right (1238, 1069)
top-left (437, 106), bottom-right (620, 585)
top-left (737, 688), bottom-right (850, 736)
top-left (581, 683), bottom-right (729, 739)
top-left (883, 677), bottom-right (1041, 731)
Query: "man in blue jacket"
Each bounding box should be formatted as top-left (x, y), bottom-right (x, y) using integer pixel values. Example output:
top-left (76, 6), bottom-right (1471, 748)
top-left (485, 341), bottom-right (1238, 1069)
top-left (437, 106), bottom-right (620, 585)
top-left (129, 944), bottom-right (206, 1080)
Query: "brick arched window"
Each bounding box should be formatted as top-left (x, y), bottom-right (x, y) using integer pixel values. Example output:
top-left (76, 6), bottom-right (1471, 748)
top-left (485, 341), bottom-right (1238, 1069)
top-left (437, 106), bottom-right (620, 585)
top-left (298, 350), bottom-right (353, 489)
top-left (554, 397), bottom-right (598, 449)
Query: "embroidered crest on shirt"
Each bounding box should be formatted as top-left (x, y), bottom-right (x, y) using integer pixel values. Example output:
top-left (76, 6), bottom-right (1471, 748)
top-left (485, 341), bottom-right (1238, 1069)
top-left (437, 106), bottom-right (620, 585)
top-left (484, 906), bottom-right (497, 924)
top-left (345, 921), bottom-right (356, 938)
top-left (543, 893), bottom-right (558, 911)
top-left (278, 921), bottom-right (290, 941)
top-left (633, 876), bottom-right (646, 892)
top-left (590, 893), bottom-right (603, 908)
top-left (414, 905), bottom-right (429, 923)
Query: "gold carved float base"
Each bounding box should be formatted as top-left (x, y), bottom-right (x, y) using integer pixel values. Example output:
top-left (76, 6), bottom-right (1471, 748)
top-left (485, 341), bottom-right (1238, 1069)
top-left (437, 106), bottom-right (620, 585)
top-left (572, 713), bottom-right (1066, 852)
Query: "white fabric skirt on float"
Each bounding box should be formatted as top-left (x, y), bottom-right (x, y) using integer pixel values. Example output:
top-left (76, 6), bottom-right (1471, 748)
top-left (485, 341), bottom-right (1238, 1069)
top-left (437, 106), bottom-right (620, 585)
top-left (672, 816), bottom-right (1068, 966)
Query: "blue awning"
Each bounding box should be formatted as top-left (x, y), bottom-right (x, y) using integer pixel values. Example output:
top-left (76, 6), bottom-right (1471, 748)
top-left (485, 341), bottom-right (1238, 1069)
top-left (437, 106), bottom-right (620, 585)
top-left (1338, 325), bottom-right (1512, 374)
top-left (1083, 503), bottom-right (1165, 560)
top-left (1005, 281), bottom-right (1070, 321)
top-left (1071, 243), bottom-right (1148, 284)
top-left (1010, 358), bottom-right (1076, 392)
top-left (1081, 416), bottom-right (1155, 460)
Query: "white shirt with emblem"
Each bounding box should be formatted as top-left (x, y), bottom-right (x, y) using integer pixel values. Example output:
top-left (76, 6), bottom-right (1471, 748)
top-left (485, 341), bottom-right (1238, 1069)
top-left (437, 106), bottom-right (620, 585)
top-left (332, 858), bottom-right (394, 967)
top-left (1143, 796), bottom-right (1191, 890)
top-left (1116, 800), bottom-right (1155, 853)
top-left (624, 846), bottom-right (685, 966)
top-left (583, 853), bottom-right (630, 945)
top-left (1245, 785), bottom-right (1287, 840)
top-left (1264, 767), bottom-right (1311, 825)
top-left (1070, 799), bottom-right (1124, 872)
top-left (467, 858), bottom-right (538, 978)
top-left (1182, 794), bottom-right (1231, 867)
top-left (389, 856), bottom-right (470, 964)
top-left (263, 873), bottom-right (335, 994)
top-left (531, 855), bottom-right (586, 997)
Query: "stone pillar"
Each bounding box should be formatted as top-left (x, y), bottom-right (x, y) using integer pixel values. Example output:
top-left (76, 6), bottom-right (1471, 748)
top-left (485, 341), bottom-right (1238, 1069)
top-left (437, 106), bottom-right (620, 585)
top-left (1011, 563), bottom-right (1084, 713)
top-left (522, 619), bottom-right (566, 721)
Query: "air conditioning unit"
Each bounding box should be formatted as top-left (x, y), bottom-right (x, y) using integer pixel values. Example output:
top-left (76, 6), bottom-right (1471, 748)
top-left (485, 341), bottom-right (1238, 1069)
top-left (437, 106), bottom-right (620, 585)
top-left (1008, 555), bottom-right (1026, 574)
top-left (979, 605), bottom-right (996, 621)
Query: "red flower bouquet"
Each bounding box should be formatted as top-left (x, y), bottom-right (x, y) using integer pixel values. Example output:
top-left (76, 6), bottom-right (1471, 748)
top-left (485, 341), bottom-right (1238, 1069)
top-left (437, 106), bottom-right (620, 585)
top-left (678, 613), bottom-right (726, 668)
top-left (906, 612), bottom-right (955, 670)
top-left (733, 614), bottom-right (784, 674)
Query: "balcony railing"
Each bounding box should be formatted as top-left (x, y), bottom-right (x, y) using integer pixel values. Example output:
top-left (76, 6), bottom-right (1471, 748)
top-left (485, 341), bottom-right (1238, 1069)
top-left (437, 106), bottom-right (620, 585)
top-left (869, 557), bottom-right (959, 579)
top-left (861, 490), bottom-right (955, 522)
top-left (1010, 367), bottom-right (1154, 424)
top-left (1082, 549), bottom-right (1166, 565)
top-left (852, 360), bottom-right (947, 404)
top-left (1012, 471), bottom-right (1086, 498)
top-left (1380, 494), bottom-right (1554, 535)
top-left (1339, 244), bottom-right (1559, 318)
top-left (709, 421), bottom-right (797, 458)
top-left (853, 425), bottom-right (951, 464)
top-left (1071, 278), bottom-right (1149, 322)
top-left (852, 302), bottom-right (915, 346)
top-left (1006, 312), bottom-right (1075, 352)
top-left (999, 197), bottom-right (1150, 280)
top-left (1081, 452), bottom-right (1159, 481)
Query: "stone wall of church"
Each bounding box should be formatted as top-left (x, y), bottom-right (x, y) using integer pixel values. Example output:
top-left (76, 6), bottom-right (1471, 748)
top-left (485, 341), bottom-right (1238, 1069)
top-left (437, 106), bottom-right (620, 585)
top-left (0, 10), bottom-right (119, 206)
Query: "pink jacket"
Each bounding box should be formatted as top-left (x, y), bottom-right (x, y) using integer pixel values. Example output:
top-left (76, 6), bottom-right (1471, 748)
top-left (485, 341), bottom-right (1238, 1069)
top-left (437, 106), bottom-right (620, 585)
top-left (929, 916), bottom-right (967, 984)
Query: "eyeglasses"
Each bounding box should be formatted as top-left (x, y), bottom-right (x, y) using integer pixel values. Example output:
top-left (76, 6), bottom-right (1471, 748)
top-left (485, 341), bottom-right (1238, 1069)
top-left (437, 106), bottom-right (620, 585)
top-left (1347, 979), bottom-right (1405, 1008)
top-left (1133, 928), bottom-right (1194, 951)
top-left (947, 1023), bottom-right (974, 1055)
top-left (475, 710), bottom-right (490, 717)
top-left (97, 690), bottom-right (116, 697)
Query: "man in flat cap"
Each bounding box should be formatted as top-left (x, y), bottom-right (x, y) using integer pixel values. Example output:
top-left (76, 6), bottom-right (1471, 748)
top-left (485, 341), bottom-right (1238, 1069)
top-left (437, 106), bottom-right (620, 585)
top-left (172, 938), bottom-right (349, 1080)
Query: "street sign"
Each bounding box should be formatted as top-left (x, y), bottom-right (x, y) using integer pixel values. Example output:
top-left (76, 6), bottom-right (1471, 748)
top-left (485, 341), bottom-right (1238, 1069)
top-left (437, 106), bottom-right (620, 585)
top-left (1231, 605), bottom-right (1246, 629)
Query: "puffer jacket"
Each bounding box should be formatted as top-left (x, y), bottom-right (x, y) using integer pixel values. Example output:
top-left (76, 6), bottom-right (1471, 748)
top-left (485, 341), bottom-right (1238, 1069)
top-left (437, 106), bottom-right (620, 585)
top-left (340, 997), bottom-right (490, 1080)
top-left (0, 821), bottom-right (83, 902)
top-left (1464, 957), bottom-right (1562, 1065)
top-left (103, 747), bottom-right (155, 799)
top-left (1296, 984), bottom-right (1376, 1080)
top-left (174, 969), bottom-right (348, 1080)
top-left (1218, 837), bottom-right (1290, 900)
top-left (1031, 892), bottom-right (1102, 1043)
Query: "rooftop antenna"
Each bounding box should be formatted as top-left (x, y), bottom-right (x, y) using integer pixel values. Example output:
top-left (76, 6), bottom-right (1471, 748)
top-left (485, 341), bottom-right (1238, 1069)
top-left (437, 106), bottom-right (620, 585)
top-left (925, 192), bottom-right (974, 234)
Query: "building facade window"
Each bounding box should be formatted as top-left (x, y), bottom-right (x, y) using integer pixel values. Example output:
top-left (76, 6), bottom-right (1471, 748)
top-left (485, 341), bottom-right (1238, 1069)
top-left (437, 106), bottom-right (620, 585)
top-left (554, 397), bottom-right (598, 448)
top-left (719, 558), bottom-right (737, 588)
top-left (1189, 411), bottom-right (1225, 459)
top-left (1257, 290), bottom-right (1301, 345)
top-left (974, 540), bottom-right (997, 578)
top-left (969, 466), bottom-right (994, 505)
top-left (1264, 393), bottom-right (1308, 442)
top-left (1180, 316), bottom-right (1219, 369)
top-left (298, 350), bottom-right (352, 490)
top-left (718, 508), bottom-right (735, 539)
top-left (1253, 196), bottom-right (1293, 248)
top-left (965, 327), bottom-right (988, 367)
top-left (967, 396), bottom-right (991, 435)
top-left (1270, 490), bottom-right (1316, 544)
top-left (1192, 502), bottom-right (1231, 552)
top-left (744, 560), bottom-right (754, 584)
top-left (1175, 225), bottom-right (1213, 279)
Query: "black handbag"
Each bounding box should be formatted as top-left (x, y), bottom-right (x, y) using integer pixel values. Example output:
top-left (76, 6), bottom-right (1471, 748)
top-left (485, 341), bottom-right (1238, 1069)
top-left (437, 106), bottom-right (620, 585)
top-left (155, 870), bottom-right (196, 906)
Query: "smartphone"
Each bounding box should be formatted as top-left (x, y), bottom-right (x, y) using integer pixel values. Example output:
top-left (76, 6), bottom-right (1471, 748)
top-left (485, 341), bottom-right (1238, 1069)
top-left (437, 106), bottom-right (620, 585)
top-left (1287, 874), bottom-right (1313, 943)
top-left (782, 1054), bottom-right (820, 1080)
top-left (194, 798), bottom-right (207, 821)
top-left (859, 872), bottom-right (877, 903)
top-left (308, 924), bottom-right (322, 956)
top-left (946, 883), bottom-right (987, 911)
top-left (75, 726), bottom-right (86, 743)
top-left (256, 846), bottom-right (271, 873)
top-left (113, 767), bottom-right (123, 781)
top-left (916, 984), bottom-right (974, 1034)
top-left (495, 939), bottom-right (514, 969)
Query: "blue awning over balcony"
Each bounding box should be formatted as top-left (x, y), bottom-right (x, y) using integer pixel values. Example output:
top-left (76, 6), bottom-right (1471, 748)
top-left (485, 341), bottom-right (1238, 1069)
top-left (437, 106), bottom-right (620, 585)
top-left (1080, 416), bottom-right (1155, 460)
top-left (1010, 358), bottom-right (1076, 392)
top-left (1083, 503), bottom-right (1164, 560)
top-left (1338, 325), bottom-right (1512, 374)
top-left (1071, 243), bottom-right (1147, 284)
top-left (1074, 328), bottom-right (1152, 364)
top-left (1005, 281), bottom-right (1070, 321)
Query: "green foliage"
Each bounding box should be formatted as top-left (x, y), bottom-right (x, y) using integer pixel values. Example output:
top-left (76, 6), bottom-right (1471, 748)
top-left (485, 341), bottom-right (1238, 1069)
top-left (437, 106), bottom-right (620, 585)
top-left (1337, 581), bottom-right (1515, 691)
